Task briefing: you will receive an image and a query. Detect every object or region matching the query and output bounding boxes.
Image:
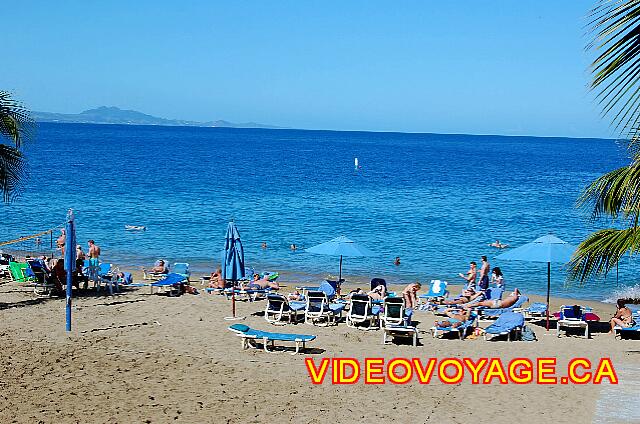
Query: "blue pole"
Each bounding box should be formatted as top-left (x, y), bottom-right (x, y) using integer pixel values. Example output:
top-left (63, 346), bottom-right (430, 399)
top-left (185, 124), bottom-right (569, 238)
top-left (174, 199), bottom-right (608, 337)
top-left (64, 210), bottom-right (76, 332)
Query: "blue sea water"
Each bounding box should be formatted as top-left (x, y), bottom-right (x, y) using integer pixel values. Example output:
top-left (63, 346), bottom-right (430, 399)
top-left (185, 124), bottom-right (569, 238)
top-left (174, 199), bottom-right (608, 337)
top-left (0, 123), bottom-right (634, 300)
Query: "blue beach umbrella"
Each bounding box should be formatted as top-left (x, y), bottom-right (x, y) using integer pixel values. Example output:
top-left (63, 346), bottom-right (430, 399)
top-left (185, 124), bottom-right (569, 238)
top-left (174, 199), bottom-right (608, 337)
top-left (496, 234), bottom-right (576, 330)
top-left (306, 235), bottom-right (374, 282)
top-left (64, 209), bottom-right (77, 332)
top-left (222, 221), bottom-right (245, 318)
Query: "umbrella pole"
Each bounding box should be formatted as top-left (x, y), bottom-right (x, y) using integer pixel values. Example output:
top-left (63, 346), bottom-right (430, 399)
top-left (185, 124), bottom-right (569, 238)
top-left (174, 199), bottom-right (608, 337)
top-left (232, 283), bottom-right (236, 318)
top-left (339, 255), bottom-right (343, 282)
top-left (546, 262), bottom-right (550, 331)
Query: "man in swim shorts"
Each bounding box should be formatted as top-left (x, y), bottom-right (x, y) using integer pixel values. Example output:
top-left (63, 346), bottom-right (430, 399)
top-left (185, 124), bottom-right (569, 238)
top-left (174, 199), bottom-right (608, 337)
top-left (88, 240), bottom-right (101, 266)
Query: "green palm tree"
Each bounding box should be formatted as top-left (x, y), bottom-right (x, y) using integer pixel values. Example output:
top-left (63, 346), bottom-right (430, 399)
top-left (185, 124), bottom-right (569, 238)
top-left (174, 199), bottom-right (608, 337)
top-left (570, 0), bottom-right (640, 282)
top-left (0, 91), bottom-right (34, 202)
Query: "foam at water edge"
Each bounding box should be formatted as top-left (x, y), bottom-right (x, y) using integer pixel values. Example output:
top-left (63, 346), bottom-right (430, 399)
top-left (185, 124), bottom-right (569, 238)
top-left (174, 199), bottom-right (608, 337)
top-left (603, 284), bottom-right (640, 303)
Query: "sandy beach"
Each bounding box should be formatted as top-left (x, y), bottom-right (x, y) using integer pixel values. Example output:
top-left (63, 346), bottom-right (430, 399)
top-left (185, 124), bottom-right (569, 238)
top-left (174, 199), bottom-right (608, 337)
top-left (0, 270), bottom-right (638, 424)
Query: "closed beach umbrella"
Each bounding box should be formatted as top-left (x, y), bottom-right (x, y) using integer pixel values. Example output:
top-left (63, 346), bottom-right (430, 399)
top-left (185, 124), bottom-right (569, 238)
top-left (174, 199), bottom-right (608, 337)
top-left (64, 209), bottom-right (77, 332)
top-left (222, 221), bottom-right (245, 318)
top-left (306, 235), bottom-right (374, 282)
top-left (495, 234), bottom-right (576, 331)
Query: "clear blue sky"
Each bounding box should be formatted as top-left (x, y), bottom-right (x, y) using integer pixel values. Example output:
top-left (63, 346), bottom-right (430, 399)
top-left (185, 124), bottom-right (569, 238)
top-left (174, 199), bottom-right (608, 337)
top-left (2, 1), bottom-right (613, 138)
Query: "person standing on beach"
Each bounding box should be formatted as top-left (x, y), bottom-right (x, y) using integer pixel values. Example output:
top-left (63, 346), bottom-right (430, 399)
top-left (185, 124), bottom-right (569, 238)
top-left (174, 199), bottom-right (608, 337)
top-left (458, 261), bottom-right (477, 290)
top-left (56, 229), bottom-right (66, 256)
top-left (478, 256), bottom-right (490, 291)
top-left (87, 240), bottom-right (101, 266)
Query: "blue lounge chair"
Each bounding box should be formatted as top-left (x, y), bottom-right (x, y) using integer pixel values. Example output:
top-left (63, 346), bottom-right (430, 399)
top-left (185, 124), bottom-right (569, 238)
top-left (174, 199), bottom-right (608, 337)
top-left (484, 312), bottom-right (525, 341)
top-left (346, 294), bottom-right (381, 329)
top-left (25, 259), bottom-right (56, 295)
top-left (264, 294), bottom-right (306, 325)
top-left (172, 262), bottom-right (190, 282)
top-left (479, 295), bottom-right (529, 318)
top-left (228, 323), bottom-right (316, 355)
top-left (305, 291), bottom-right (345, 326)
top-left (430, 312), bottom-right (478, 340)
top-left (523, 302), bottom-right (548, 319)
top-left (557, 305), bottom-right (589, 338)
top-left (150, 273), bottom-right (186, 295)
top-left (419, 280), bottom-right (449, 301)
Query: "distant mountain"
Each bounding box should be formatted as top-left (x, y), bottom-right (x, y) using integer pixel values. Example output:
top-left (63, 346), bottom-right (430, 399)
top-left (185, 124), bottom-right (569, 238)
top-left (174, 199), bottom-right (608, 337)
top-left (33, 106), bottom-right (283, 129)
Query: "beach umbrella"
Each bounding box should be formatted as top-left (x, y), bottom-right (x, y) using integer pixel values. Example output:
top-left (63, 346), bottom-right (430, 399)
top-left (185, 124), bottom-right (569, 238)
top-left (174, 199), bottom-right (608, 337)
top-left (222, 221), bottom-right (245, 319)
top-left (495, 234), bottom-right (576, 331)
top-left (64, 209), bottom-right (77, 332)
top-left (306, 235), bottom-right (374, 282)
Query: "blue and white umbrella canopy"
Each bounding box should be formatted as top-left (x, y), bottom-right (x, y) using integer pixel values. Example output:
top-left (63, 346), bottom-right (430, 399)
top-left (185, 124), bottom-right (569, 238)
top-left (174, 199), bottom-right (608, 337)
top-left (496, 234), bottom-right (576, 330)
top-left (222, 221), bottom-right (245, 282)
top-left (306, 235), bottom-right (374, 281)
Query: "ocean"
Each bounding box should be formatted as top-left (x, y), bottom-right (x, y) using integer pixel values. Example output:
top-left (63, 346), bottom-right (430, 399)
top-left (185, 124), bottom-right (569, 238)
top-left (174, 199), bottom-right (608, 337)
top-left (0, 123), bottom-right (634, 300)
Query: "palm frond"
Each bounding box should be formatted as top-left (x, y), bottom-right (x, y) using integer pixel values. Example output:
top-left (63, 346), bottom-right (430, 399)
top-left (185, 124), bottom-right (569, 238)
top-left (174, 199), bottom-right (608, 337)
top-left (0, 91), bottom-right (35, 148)
top-left (0, 144), bottom-right (26, 202)
top-left (569, 227), bottom-right (640, 282)
top-left (587, 0), bottom-right (640, 148)
top-left (577, 160), bottom-right (640, 222)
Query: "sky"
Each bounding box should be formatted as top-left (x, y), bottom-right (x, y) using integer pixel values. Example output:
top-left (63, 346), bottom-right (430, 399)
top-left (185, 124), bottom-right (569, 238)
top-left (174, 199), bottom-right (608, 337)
top-left (1, 1), bottom-right (614, 138)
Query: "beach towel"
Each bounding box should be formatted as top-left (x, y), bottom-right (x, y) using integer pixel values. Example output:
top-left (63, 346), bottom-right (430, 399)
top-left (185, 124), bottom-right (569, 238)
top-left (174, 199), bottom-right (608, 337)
top-left (318, 281), bottom-right (336, 298)
top-left (485, 312), bottom-right (524, 334)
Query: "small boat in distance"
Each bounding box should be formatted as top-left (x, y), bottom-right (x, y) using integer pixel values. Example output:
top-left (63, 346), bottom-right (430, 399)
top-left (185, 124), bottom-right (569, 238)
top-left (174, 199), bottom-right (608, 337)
top-left (125, 225), bottom-right (146, 231)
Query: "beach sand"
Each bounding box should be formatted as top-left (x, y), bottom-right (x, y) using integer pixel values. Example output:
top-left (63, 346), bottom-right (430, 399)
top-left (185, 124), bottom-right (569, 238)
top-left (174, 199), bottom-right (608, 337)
top-left (1, 272), bottom-right (638, 423)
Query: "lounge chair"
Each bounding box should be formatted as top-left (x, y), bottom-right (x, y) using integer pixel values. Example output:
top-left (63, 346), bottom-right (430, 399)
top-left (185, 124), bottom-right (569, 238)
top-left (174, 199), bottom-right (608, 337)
top-left (150, 273), bottom-right (186, 295)
top-left (95, 263), bottom-right (119, 294)
top-left (479, 295), bottom-right (529, 318)
top-left (172, 262), bottom-right (190, 282)
top-left (25, 259), bottom-right (56, 295)
top-left (430, 311), bottom-right (478, 340)
top-left (346, 294), bottom-right (381, 329)
top-left (305, 291), bottom-right (345, 326)
top-left (382, 324), bottom-right (419, 346)
top-left (381, 297), bottom-right (407, 326)
top-left (523, 302), bottom-right (548, 319)
top-left (228, 323), bottom-right (316, 355)
top-left (484, 312), bottom-right (525, 341)
top-left (419, 280), bottom-right (449, 302)
top-left (8, 261), bottom-right (34, 283)
top-left (264, 294), bottom-right (306, 325)
top-left (557, 305), bottom-right (589, 338)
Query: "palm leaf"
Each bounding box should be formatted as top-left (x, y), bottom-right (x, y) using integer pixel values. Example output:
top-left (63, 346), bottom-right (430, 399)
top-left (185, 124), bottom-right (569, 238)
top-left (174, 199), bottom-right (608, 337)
top-left (569, 227), bottom-right (640, 282)
top-left (0, 144), bottom-right (26, 202)
top-left (577, 160), bottom-right (640, 223)
top-left (587, 0), bottom-right (640, 149)
top-left (0, 90), bottom-right (34, 148)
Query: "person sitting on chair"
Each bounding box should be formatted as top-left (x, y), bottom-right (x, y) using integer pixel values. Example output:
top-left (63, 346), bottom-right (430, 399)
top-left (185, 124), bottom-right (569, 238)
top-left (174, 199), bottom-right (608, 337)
top-left (609, 299), bottom-right (635, 334)
top-left (208, 267), bottom-right (226, 289)
top-left (145, 260), bottom-right (168, 275)
top-left (244, 273), bottom-right (279, 290)
top-left (368, 284), bottom-right (387, 301)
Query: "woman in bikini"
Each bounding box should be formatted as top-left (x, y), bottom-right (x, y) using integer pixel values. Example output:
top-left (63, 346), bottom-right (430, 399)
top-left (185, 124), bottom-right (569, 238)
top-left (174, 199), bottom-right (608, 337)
top-left (609, 299), bottom-right (635, 334)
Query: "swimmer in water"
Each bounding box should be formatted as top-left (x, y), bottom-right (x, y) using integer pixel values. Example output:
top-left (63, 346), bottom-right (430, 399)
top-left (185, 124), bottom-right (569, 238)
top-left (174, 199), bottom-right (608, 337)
top-left (488, 239), bottom-right (509, 249)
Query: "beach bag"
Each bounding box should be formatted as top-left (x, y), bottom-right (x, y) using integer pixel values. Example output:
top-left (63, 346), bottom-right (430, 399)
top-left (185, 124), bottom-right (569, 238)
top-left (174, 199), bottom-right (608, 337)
top-left (521, 325), bottom-right (537, 342)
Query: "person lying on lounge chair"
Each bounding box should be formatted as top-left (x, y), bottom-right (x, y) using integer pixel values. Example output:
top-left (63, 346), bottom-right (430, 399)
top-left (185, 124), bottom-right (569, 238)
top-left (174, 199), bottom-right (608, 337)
top-left (609, 299), bottom-right (635, 334)
top-left (466, 288), bottom-right (521, 309)
top-left (368, 284), bottom-right (387, 301)
top-left (243, 273), bottom-right (279, 290)
top-left (441, 287), bottom-right (484, 305)
top-left (435, 308), bottom-right (471, 328)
